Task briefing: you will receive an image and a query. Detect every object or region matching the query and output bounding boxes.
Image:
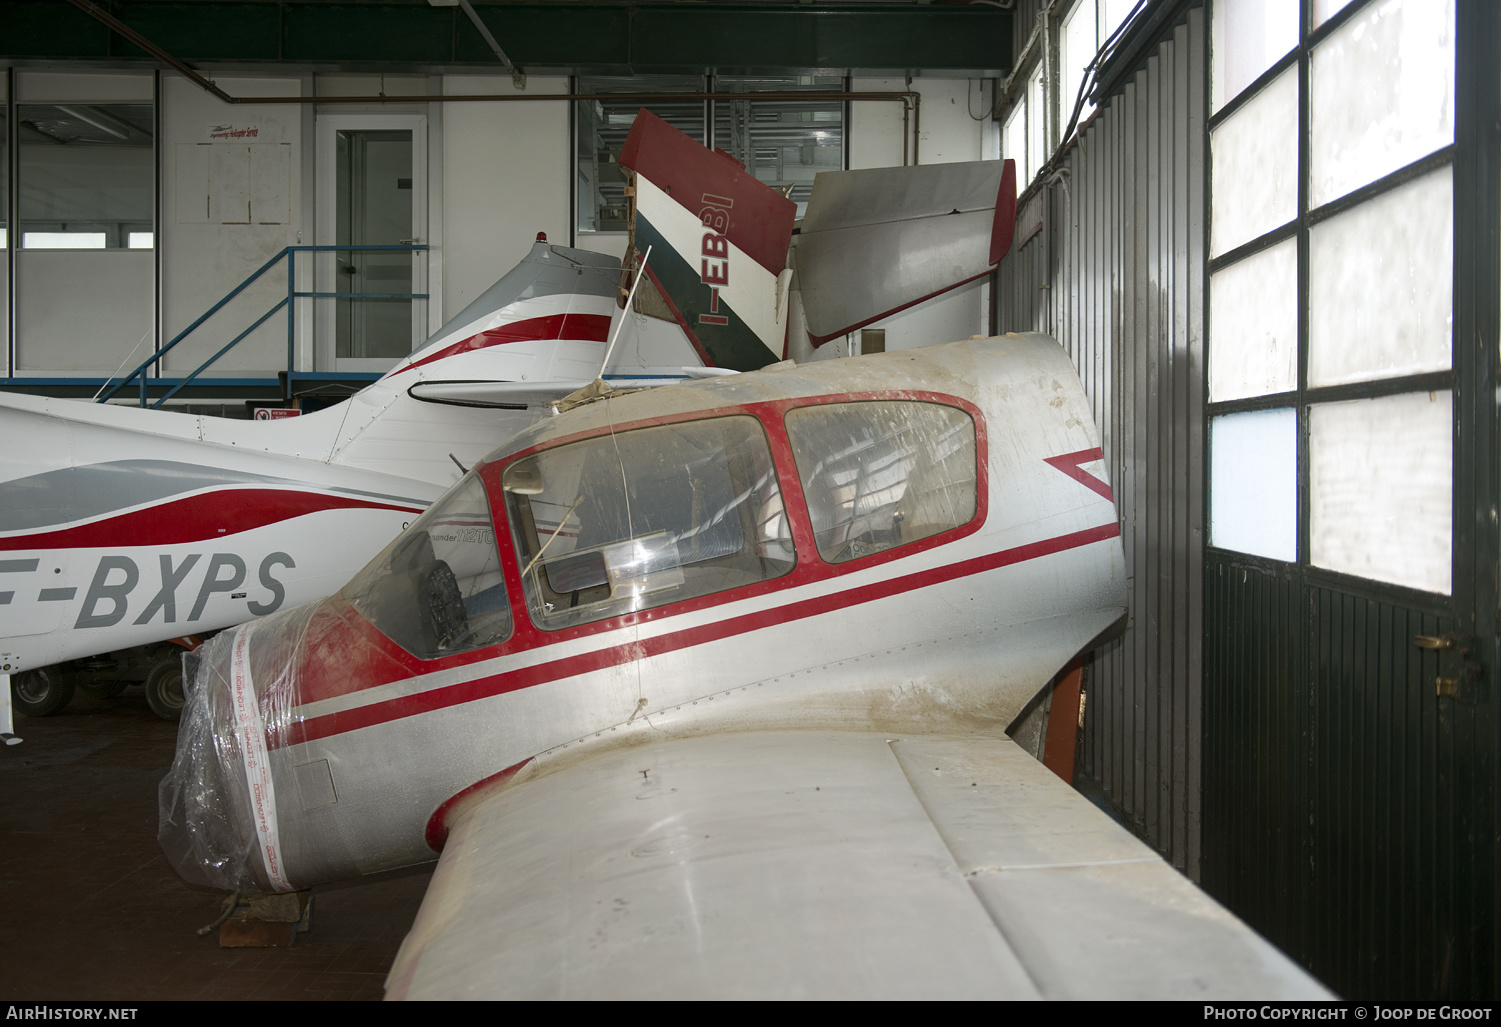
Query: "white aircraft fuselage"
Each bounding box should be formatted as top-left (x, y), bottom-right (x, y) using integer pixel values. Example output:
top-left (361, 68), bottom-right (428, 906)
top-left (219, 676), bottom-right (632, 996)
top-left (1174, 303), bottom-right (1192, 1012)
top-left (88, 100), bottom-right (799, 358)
top-left (0, 240), bottom-right (699, 676)
top-left (160, 333), bottom-right (1126, 895)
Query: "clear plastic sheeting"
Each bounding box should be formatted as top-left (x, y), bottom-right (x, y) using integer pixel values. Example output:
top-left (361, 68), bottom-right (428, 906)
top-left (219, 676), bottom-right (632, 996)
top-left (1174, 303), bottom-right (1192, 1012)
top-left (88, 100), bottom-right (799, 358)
top-left (786, 401), bottom-right (978, 565)
top-left (1310, 391), bottom-right (1452, 595)
top-left (1308, 168), bottom-right (1453, 388)
top-left (1309, 0), bottom-right (1454, 208)
top-left (344, 473), bottom-right (511, 660)
top-left (1209, 408), bottom-right (1297, 562)
top-left (1210, 67), bottom-right (1298, 258)
top-left (1209, 237), bottom-right (1298, 402)
top-left (504, 414), bottom-right (794, 630)
top-left (159, 603), bottom-right (320, 895)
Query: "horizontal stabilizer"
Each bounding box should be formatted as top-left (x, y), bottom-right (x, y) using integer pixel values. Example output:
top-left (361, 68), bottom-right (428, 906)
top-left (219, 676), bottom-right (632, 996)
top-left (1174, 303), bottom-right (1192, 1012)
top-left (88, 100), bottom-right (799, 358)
top-left (795, 159), bottom-right (1016, 345)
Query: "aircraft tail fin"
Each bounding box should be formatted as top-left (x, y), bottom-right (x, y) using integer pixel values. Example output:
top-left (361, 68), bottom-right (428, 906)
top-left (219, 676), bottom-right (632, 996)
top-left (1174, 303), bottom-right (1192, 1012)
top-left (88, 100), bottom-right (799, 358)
top-left (618, 110), bottom-right (797, 372)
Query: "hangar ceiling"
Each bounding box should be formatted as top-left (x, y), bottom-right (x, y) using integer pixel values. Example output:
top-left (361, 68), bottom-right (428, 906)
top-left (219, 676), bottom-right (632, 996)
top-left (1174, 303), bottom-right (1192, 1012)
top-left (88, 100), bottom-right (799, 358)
top-left (0, 1), bottom-right (1012, 77)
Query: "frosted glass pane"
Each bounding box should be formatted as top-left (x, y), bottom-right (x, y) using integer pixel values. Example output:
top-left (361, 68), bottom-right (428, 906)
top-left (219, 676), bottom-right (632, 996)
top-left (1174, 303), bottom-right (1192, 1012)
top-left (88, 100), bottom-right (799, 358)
top-left (1027, 66), bottom-right (1047, 184)
top-left (1308, 168), bottom-right (1452, 387)
top-left (1210, 238), bottom-right (1298, 402)
top-left (1004, 104), bottom-right (1028, 191)
top-left (1311, 392), bottom-right (1451, 593)
top-left (1101, 0), bottom-right (1136, 42)
top-left (1210, 68), bottom-right (1298, 258)
top-left (1061, 1), bottom-right (1096, 128)
top-left (1211, 0), bottom-right (1299, 111)
top-left (1211, 408), bottom-right (1298, 562)
top-left (1309, 0), bottom-right (1454, 207)
top-left (1312, 0), bottom-right (1355, 26)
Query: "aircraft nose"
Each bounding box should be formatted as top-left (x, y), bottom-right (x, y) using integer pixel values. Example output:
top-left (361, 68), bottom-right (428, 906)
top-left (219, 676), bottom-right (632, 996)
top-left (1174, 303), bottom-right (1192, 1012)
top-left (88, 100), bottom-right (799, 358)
top-left (158, 601), bottom-right (323, 895)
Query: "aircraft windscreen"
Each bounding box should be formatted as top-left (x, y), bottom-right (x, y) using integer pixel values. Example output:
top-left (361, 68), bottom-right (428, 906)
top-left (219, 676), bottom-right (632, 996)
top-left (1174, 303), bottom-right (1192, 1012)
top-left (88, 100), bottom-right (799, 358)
top-left (343, 474), bottom-right (511, 659)
top-left (785, 401), bottom-right (978, 564)
top-left (504, 415), bottom-right (794, 629)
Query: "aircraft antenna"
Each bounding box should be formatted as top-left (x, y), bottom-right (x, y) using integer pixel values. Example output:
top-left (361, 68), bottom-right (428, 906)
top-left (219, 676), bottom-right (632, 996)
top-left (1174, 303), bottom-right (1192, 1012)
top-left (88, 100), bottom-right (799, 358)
top-left (598, 244), bottom-right (652, 380)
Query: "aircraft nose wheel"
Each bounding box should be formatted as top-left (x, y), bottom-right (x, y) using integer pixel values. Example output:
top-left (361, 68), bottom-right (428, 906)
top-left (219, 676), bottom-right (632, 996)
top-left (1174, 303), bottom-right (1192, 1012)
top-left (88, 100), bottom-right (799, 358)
top-left (11, 668), bottom-right (75, 718)
top-left (144, 658), bottom-right (188, 721)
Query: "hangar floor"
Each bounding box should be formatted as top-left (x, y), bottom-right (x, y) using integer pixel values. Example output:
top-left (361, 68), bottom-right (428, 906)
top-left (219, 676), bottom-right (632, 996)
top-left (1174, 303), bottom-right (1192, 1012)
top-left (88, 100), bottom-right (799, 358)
top-left (0, 691), bottom-right (432, 1001)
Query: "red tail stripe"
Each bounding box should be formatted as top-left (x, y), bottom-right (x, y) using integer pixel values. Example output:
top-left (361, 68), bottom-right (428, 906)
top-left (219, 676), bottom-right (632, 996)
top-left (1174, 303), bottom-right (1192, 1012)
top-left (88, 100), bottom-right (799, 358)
top-left (395, 313), bottom-right (613, 376)
top-left (0, 489), bottom-right (422, 551)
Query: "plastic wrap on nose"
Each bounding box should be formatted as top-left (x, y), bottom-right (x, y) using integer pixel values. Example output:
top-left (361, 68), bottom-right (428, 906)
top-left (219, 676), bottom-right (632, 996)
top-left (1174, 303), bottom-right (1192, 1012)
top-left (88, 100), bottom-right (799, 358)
top-left (158, 601), bottom-right (320, 895)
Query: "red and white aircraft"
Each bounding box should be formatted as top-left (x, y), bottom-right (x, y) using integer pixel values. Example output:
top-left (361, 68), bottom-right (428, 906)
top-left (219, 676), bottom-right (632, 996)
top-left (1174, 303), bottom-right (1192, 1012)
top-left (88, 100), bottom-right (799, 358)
top-left (0, 236), bottom-right (702, 727)
top-left (155, 112), bottom-right (1332, 999)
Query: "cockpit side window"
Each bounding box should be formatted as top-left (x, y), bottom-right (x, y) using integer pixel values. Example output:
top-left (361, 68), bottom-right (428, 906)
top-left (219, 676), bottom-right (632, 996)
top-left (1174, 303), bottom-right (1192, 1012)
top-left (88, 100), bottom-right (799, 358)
top-left (503, 415), bottom-right (794, 630)
top-left (785, 401), bottom-right (978, 564)
top-left (343, 474), bottom-right (512, 659)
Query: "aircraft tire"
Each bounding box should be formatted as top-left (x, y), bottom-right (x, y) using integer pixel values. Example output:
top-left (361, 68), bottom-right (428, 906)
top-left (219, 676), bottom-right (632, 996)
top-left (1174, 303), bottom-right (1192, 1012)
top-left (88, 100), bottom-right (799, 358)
top-left (78, 679), bottom-right (128, 699)
top-left (144, 659), bottom-right (187, 721)
top-left (11, 668), bottom-right (75, 718)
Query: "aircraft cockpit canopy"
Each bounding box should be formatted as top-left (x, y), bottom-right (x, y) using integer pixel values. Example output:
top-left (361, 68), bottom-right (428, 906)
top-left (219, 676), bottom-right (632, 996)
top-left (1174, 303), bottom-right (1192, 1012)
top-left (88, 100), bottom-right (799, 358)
top-left (504, 415), bottom-right (795, 629)
top-left (339, 397), bottom-right (981, 659)
top-left (343, 473), bottom-right (512, 660)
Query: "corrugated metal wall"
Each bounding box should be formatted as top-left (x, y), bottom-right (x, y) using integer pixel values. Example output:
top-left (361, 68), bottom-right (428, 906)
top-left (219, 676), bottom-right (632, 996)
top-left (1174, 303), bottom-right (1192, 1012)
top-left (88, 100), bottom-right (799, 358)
top-left (994, 0), bottom-right (1501, 999)
top-left (993, 6), bottom-right (1206, 875)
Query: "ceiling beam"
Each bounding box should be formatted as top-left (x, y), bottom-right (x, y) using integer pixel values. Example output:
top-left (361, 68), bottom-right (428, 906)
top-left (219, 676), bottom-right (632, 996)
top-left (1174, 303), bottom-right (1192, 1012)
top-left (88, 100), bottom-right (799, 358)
top-left (0, 2), bottom-right (1010, 76)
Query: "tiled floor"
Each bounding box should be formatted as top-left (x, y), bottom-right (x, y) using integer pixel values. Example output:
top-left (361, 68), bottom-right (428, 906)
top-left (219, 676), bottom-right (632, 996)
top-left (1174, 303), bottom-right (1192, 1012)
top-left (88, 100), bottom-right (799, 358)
top-left (0, 688), bottom-right (432, 1001)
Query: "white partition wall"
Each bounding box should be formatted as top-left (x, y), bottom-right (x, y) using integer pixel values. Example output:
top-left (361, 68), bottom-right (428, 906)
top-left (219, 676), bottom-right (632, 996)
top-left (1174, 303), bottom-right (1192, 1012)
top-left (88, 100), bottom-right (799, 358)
top-left (160, 74), bottom-right (303, 378)
top-left (12, 70), bottom-right (155, 376)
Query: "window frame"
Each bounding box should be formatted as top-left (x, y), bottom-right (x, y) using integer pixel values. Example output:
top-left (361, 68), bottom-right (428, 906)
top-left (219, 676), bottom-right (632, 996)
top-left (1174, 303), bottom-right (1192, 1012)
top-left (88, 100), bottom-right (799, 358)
top-left (1204, 0), bottom-right (1459, 604)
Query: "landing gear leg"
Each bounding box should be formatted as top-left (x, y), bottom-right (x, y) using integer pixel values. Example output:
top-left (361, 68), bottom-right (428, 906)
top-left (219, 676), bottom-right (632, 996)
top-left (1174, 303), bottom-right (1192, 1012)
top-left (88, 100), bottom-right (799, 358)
top-left (0, 673), bottom-right (21, 745)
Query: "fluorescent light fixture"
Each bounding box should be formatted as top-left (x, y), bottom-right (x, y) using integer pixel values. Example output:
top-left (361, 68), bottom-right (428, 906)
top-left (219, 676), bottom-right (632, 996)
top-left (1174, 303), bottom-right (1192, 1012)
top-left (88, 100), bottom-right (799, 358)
top-left (24, 232), bottom-right (106, 249)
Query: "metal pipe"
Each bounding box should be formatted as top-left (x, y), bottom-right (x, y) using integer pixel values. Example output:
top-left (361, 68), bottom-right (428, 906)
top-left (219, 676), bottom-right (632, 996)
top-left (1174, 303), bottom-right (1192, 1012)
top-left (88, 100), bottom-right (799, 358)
top-left (456, 0), bottom-right (523, 89)
top-left (63, 0), bottom-right (916, 112)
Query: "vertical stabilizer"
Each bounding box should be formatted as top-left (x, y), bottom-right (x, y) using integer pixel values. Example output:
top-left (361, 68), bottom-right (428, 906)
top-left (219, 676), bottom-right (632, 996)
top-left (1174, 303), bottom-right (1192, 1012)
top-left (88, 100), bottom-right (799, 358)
top-left (618, 110), bottom-right (796, 371)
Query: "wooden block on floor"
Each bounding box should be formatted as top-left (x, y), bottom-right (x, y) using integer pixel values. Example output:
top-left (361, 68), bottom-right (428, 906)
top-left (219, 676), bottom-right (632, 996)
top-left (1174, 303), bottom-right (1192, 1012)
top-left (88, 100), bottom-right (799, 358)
top-left (220, 919), bottom-right (298, 948)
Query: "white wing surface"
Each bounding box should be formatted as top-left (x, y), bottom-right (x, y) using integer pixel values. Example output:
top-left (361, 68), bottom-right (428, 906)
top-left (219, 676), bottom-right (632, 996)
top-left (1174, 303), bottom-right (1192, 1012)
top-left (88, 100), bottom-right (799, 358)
top-left (386, 730), bottom-right (1331, 1000)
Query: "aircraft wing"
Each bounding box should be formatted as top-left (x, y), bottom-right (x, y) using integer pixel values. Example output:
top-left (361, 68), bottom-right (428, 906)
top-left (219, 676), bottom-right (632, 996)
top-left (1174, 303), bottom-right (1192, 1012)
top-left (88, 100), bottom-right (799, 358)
top-left (386, 730), bottom-right (1331, 1000)
top-left (793, 159), bottom-right (1017, 346)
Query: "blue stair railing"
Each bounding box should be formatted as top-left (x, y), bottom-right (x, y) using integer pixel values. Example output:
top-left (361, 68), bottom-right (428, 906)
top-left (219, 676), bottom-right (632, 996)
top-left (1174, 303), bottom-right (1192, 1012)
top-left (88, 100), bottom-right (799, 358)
top-left (97, 244), bottom-right (428, 408)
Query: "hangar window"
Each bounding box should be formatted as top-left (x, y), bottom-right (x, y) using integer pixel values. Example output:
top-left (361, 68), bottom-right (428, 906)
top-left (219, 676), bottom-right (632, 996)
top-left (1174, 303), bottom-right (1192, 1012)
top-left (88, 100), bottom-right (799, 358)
top-left (18, 102), bottom-right (154, 250)
top-left (1207, 0), bottom-right (1455, 595)
top-left (576, 76), bottom-right (707, 233)
top-left (711, 75), bottom-right (844, 218)
top-left (344, 474), bottom-right (512, 660)
top-left (785, 401), bottom-right (978, 565)
top-left (503, 415), bottom-right (794, 630)
top-left (575, 75), bottom-right (845, 232)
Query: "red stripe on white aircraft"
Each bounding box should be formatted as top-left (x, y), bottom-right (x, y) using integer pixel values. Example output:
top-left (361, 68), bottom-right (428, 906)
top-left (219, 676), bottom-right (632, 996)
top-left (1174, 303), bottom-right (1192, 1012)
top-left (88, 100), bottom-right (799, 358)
top-left (0, 489), bottom-right (422, 551)
top-left (282, 521), bottom-right (1122, 748)
top-left (1044, 447), bottom-right (1114, 501)
top-left (392, 313), bottom-right (613, 376)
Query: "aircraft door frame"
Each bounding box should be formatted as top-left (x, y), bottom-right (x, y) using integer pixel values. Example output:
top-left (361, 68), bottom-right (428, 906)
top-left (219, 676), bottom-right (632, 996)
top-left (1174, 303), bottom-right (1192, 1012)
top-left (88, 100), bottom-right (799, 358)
top-left (314, 113), bottom-right (428, 374)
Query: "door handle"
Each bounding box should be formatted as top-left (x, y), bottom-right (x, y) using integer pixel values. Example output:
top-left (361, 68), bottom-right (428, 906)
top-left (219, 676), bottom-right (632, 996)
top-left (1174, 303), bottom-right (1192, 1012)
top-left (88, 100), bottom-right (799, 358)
top-left (1414, 634), bottom-right (1485, 701)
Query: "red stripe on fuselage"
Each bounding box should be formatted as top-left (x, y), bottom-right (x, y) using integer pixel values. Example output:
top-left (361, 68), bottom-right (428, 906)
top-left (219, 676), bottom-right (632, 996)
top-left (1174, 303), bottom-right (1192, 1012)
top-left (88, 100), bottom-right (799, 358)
top-left (1044, 447), bottom-right (1114, 501)
top-left (392, 313), bottom-right (612, 376)
top-left (281, 521), bottom-right (1121, 747)
top-left (0, 489), bottom-right (422, 551)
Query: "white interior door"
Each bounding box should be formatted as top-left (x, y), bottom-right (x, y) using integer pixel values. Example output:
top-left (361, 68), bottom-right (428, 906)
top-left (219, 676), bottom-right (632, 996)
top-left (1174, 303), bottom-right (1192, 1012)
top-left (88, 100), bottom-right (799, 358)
top-left (316, 113), bottom-right (427, 372)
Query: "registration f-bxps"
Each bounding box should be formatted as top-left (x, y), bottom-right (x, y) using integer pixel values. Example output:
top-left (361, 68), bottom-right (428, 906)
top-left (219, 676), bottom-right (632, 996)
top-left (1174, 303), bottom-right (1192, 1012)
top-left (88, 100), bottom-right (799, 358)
top-left (0, 235), bottom-right (706, 721)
